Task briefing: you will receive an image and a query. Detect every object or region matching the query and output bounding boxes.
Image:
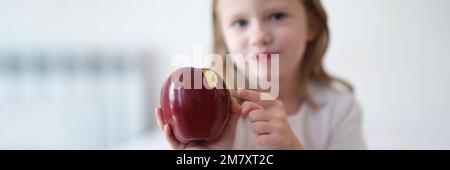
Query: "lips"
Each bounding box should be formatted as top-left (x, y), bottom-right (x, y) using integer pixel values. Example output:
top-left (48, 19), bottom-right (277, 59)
top-left (255, 51), bottom-right (278, 62)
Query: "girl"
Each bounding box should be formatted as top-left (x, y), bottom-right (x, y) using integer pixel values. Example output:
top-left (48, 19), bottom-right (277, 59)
top-left (155, 0), bottom-right (366, 150)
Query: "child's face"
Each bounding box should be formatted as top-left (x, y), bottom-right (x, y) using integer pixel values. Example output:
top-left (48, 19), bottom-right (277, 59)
top-left (217, 0), bottom-right (314, 80)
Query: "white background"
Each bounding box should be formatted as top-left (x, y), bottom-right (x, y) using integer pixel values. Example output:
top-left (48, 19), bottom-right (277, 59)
top-left (0, 0), bottom-right (449, 149)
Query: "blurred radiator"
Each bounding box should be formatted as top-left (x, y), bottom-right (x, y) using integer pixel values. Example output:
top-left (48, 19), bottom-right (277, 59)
top-left (0, 47), bottom-right (147, 149)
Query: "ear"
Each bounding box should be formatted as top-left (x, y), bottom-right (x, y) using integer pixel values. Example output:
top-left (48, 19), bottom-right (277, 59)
top-left (306, 11), bottom-right (320, 42)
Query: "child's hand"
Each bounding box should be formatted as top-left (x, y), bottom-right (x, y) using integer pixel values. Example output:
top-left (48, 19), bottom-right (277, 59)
top-left (154, 97), bottom-right (241, 150)
top-left (238, 89), bottom-right (304, 150)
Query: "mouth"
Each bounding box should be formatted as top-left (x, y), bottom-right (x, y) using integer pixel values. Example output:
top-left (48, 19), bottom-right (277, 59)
top-left (254, 51), bottom-right (279, 62)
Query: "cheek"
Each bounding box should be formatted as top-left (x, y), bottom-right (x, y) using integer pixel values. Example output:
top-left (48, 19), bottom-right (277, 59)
top-left (222, 30), bottom-right (249, 72)
top-left (223, 29), bottom-right (248, 54)
top-left (275, 25), bottom-right (308, 73)
top-left (219, 30), bottom-right (247, 74)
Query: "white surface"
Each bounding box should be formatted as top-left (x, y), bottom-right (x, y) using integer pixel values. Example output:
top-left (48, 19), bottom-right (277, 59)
top-left (116, 130), bottom-right (171, 150)
top-left (323, 0), bottom-right (450, 149)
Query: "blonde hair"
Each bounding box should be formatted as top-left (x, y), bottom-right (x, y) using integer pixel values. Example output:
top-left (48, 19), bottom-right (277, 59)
top-left (211, 0), bottom-right (352, 108)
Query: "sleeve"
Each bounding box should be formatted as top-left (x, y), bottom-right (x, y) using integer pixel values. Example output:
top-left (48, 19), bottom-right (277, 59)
top-left (327, 94), bottom-right (367, 150)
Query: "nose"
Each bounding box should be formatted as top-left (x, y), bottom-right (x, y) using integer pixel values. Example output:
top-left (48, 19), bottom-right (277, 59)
top-left (250, 23), bottom-right (273, 47)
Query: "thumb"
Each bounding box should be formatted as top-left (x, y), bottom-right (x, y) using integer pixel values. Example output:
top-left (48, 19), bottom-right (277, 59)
top-left (221, 97), bottom-right (242, 138)
top-left (229, 97), bottom-right (242, 127)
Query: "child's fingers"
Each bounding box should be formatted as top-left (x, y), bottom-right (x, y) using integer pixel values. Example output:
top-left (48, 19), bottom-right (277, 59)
top-left (248, 109), bottom-right (272, 123)
top-left (256, 133), bottom-right (275, 147)
top-left (225, 98), bottom-right (242, 131)
top-left (250, 121), bottom-right (273, 135)
top-left (231, 97), bottom-right (242, 116)
top-left (154, 107), bottom-right (165, 131)
top-left (238, 89), bottom-right (276, 106)
top-left (163, 124), bottom-right (183, 150)
top-left (220, 98), bottom-right (242, 141)
top-left (241, 101), bottom-right (263, 116)
top-left (238, 89), bottom-right (260, 101)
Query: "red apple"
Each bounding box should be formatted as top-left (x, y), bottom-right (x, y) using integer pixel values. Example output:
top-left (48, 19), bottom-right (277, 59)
top-left (160, 67), bottom-right (231, 143)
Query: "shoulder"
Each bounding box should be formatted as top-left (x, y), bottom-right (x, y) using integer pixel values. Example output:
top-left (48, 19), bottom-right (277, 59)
top-left (307, 80), bottom-right (358, 109)
top-left (305, 81), bottom-right (366, 149)
top-left (306, 80), bottom-right (363, 130)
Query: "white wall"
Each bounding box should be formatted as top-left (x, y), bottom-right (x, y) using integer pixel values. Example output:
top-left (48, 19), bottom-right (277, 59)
top-left (323, 0), bottom-right (450, 149)
top-left (0, 0), bottom-right (213, 149)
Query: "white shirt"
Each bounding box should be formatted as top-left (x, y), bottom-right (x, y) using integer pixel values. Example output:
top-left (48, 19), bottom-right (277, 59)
top-left (232, 81), bottom-right (367, 150)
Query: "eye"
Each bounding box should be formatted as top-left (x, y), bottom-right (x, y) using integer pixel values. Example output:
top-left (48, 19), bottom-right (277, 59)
top-left (269, 12), bottom-right (286, 21)
top-left (233, 19), bottom-right (248, 28)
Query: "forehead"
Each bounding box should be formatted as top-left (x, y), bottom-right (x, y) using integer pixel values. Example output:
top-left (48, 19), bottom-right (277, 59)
top-left (217, 0), bottom-right (301, 17)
